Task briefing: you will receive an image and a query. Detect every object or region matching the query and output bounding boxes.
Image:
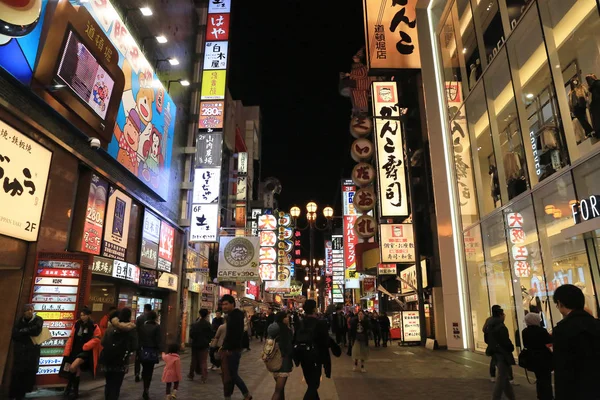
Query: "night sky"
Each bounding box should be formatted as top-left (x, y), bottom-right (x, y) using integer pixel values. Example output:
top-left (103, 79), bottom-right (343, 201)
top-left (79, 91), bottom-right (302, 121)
top-left (229, 0), bottom-right (365, 216)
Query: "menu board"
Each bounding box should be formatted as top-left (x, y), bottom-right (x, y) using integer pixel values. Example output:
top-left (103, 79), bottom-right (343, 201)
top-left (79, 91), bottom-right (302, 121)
top-left (401, 311), bottom-right (421, 343)
top-left (31, 253), bottom-right (86, 379)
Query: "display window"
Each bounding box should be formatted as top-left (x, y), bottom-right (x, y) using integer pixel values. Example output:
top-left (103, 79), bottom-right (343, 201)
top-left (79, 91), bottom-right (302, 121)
top-left (471, 0), bottom-right (505, 67)
top-left (89, 280), bottom-right (117, 323)
top-left (456, 0), bottom-right (482, 94)
top-left (440, 11), bottom-right (464, 121)
top-left (463, 225), bottom-right (489, 352)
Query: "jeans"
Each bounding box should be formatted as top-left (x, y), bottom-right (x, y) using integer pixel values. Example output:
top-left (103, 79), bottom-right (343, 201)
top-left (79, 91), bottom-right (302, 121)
top-left (492, 361), bottom-right (516, 400)
top-left (490, 355), bottom-right (514, 380)
top-left (221, 350), bottom-right (249, 398)
top-left (141, 362), bottom-right (155, 392)
top-left (534, 368), bottom-right (553, 400)
top-left (105, 371), bottom-right (126, 400)
top-left (134, 349), bottom-right (141, 376)
top-left (189, 348), bottom-right (209, 380)
top-left (381, 329), bottom-right (389, 346)
top-left (301, 360), bottom-right (322, 400)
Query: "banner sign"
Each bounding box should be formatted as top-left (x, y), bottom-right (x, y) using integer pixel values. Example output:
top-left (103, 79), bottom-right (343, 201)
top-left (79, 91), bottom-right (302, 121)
top-left (344, 215), bottom-right (359, 288)
top-left (332, 235), bottom-right (345, 303)
top-left (204, 41), bottom-right (229, 70)
top-left (400, 260), bottom-right (428, 294)
top-left (401, 310), bottom-right (421, 342)
top-left (325, 240), bottom-right (333, 275)
top-left (207, 13), bottom-right (230, 41)
top-left (363, 0), bottom-right (421, 70)
top-left (158, 221), bottom-right (175, 272)
top-left (201, 70), bottom-right (227, 100)
top-left (198, 102), bottom-right (225, 130)
top-left (196, 133), bottom-right (223, 167)
top-left (140, 210), bottom-right (160, 269)
top-left (380, 224), bottom-right (415, 263)
top-left (217, 236), bottom-right (260, 281)
top-left (0, 119), bottom-right (52, 242)
top-left (102, 188), bottom-right (132, 261)
top-left (209, 0), bottom-right (231, 13)
top-left (190, 204), bottom-right (219, 242)
top-left (80, 174), bottom-right (108, 254)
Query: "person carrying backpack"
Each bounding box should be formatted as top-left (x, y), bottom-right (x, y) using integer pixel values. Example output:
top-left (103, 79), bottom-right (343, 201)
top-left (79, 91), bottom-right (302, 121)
top-left (264, 312), bottom-right (293, 400)
top-left (101, 307), bottom-right (138, 400)
top-left (294, 300), bottom-right (331, 400)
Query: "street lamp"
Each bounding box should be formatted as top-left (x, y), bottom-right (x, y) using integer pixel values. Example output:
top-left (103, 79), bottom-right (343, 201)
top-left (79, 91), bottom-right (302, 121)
top-left (307, 202), bottom-right (318, 213)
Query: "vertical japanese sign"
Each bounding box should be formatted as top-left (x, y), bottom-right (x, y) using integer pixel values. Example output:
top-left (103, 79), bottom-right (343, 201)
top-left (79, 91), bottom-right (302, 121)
top-left (236, 152), bottom-right (248, 201)
top-left (446, 82), bottom-right (476, 216)
top-left (363, 0), bottom-right (421, 70)
top-left (102, 188), bottom-right (132, 261)
top-left (372, 82), bottom-right (408, 218)
top-left (342, 182), bottom-right (357, 216)
top-left (201, 70), bottom-right (227, 100)
top-left (208, 0), bottom-right (231, 13)
top-left (344, 215), bottom-right (359, 287)
top-left (191, 167), bottom-right (221, 243)
top-left (81, 173), bottom-right (108, 255)
top-left (332, 235), bottom-right (345, 303)
top-left (158, 221), bottom-right (175, 272)
top-left (198, 101), bottom-right (225, 130)
top-left (0, 120), bottom-right (52, 241)
top-left (380, 224), bottom-right (415, 263)
top-left (325, 240), bottom-right (333, 276)
top-left (207, 13), bottom-right (230, 41)
top-left (140, 210), bottom-right (160, 269)
top-left (506, 212), bottom-right (530, 277)
top-left (196, 133), bottom-right (223, 167)
top-left (32, 253), bottom-right (85, 380)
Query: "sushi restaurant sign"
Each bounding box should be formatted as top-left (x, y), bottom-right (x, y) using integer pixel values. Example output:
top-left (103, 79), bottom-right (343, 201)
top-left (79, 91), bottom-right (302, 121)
top-left (571, 195), bottom-right (600, 224)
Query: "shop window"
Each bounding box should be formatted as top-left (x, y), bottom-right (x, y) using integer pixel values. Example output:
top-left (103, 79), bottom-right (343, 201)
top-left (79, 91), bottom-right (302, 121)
top-left (463, 225), bottom-right (489, 352)
top-left (539, 0), bottom-right (600, 159)
top-left (481, 213), bottom-right (519, 349)
top-left (505, 0), bottom-right (534, 31)
top-left (456, 0), bottom-right (482, 93)
top-left (471, 0), bottom-right (505, 66)
top-left (502, 196), bottom-right (549, 337)
top-left (451, 104), bottom-right (479, 227)
top-left (484, 48), bottom-right (530, 201)
top-left (440, 10), bottom-right (463, 120)
top-left (467, 83), bottom-right (499, 216)
top-left (506, 6), bottom-right (569, 186)
top-left (533, 172), bottom-right (599, 324)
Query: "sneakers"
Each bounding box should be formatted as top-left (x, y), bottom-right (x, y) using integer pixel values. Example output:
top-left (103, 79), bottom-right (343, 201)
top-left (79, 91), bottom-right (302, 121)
top-left (510, 380), bottom-right (520, 386)
top-left (352, 365), bottom-right (358, 372)
top-left (361, 366), bottom-right (367, 373)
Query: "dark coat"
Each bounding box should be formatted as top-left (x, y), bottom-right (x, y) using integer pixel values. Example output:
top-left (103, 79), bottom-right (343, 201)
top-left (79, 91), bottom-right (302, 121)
top-left (350, 317), bottom-right (371, 345)
top-left (139, 320), bottom-right (161, 350)
top-left (484, 317), bottom-right (515, 365)
top-left (268, 322), bottom-right (293, 373)
top-left (189, 318), bottom-right (213, 349)
top-left (222, 309), bottom-right (244, 351)
top-left (378, 315), bottom-right (390, 331)
top-left (12, 315), bottom-right (43, 372)
top-left (332, 312), bottom-right (346, 334)
top-left (553, 310), bottom-right (600, 400)
top-left (296, 316), bottom-right (332, 378)
top-left (522, 325), bottom-right (552, 372)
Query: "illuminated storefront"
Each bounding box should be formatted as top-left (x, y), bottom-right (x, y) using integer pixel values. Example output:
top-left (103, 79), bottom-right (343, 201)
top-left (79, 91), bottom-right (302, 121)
top-left (429, 0), bottom-right (600, 351)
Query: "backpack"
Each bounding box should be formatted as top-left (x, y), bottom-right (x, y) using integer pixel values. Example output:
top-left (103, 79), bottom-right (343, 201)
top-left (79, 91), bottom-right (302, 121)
top-left (100, 328), bottom-right (130, 365)
top-left (294, 320), bottom-right (319, 364)
top-left (261, 337), bottom-right (282, 372)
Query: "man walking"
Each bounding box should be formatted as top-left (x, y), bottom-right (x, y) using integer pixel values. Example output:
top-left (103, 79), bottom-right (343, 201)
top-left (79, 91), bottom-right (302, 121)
top-left (484, 306), bottom-right (516, 400)
top-left (484, 305), bottom-right (517, 385)
top-left (135, 304), bottom-right (152, 382)
top-left (295, 300), bottom-right (331, 400)
top-left (188, 308), bottom-right (213, 383)
top-left (332, 307), bottom-right (347, 347)
top-left (553, 284), bottom-right (600, 399)
top-left (219, 295), bottom-right (252, 400)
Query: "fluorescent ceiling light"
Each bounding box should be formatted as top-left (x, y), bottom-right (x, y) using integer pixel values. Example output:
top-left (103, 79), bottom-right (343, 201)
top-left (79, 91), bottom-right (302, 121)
top-left (156, 35), bottom-right (167, 44)
top-left (168, 58), bottom-right (180, 66)
top-left (139, 7), bottom-right (153, 16)
top-left (180, 80), bottom-right (190, 86)
top-left (526, 93), bottom-right (535, 99)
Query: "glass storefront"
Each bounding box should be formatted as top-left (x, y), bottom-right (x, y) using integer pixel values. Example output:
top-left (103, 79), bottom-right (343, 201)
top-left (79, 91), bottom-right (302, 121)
top-left (437, 0), bottom-right (600, 351)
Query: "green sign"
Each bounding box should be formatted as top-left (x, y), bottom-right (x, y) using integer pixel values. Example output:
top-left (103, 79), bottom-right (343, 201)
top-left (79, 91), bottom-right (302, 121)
top-left (41, 347), bottom-right (64, 356)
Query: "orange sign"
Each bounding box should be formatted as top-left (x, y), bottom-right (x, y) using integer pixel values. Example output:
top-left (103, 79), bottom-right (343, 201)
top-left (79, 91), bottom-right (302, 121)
top-left (199, 101), bottom-right (225, 129)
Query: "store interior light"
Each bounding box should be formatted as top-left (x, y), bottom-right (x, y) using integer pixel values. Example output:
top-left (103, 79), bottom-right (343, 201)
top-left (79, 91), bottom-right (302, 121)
top-left (156, 35), bottom-right (168, 44)
top-left (526, 93), bottom-right (535, 99)
top-left (544, 205), bottom-right (555, 215)
top-left (553, 209), bottom-right (563, 219)
top-left (139, 6), bottom-right (153, 16)
top-left (317, 276), bottom-right (321, 281)
top-left (569, 200), bottom-right (578, 207)
top-left (101, 288), bottom-right (107, 291)
top-left (168, 58), bottom-right (180, 66)
top-left (462, 47), bottom-right (467, 54)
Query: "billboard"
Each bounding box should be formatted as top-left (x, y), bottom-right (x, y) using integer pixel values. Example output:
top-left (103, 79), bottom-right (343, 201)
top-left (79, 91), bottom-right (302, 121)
top-left (201, 70), bottom-right (227, 100)
top-left (380, 224), bottom-right (415, 263)
top-left (217, 236), bottom-right (259, 281)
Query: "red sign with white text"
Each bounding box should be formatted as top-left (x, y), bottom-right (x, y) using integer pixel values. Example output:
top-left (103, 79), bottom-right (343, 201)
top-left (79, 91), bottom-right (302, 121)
top-left (343, 215), bottom-right (358, 275)
top-left (159, 221), bottom-right (175, 262)
top-left (36, 269), bottom-right (81, 278)
top-left (81, 174), bottom-right (108, 255)
top-left (206, 13), bottom-right (230, 41)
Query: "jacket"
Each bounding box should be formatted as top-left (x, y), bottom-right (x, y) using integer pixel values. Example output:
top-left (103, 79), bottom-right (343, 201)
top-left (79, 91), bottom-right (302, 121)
top-left (222, 309), bottom-right (244, 351)
top-left (295, 316), bottom-right (332, 378)
top-left (12, 315), bottom-right (43, 372)
top-left (138, 320), bottom-right (161, 350)
top-left (522, 325), bottom-right (552, 372)
top-left (99, 313), bottom-right (110, 337)
top-left (189, 318), bottom-right (213, 349)
top-left (161, 353), bottom-right (182, 383)
top-left (101, 325), bottom-right (138, 371)
top-left (268, 322), bottom-right (293, 373)
top-left (332, 313), bottom-right (346, 333)
top-left (64, 321), bottom-right (102, 376)
top-left (378, 315), bottom-right (390, 330)
top-left (553, 309), bottom-right (600, 400)
top-left (350, 318), bottom-right (371, 345)
top-left (484, 317), bottom-right (515, 365)
top-left (213, 323), bottom-right (227, 348)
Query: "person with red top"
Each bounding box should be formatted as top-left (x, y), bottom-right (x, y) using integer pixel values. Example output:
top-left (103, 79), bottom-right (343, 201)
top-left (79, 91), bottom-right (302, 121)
top-left (63, 307), bottom-right (101, 399)
top-left (162, 343), bottom-right (182, 399)
top-left (98, 306), bottom-right (117, 337)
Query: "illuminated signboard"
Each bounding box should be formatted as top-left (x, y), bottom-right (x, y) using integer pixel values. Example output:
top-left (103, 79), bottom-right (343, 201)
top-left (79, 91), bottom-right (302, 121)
top-left (332, 235), bottom-right (344, 303)
top-left (190, 167), bottom-right (221, 243)
top-left (201, 70), bottom-right (226, 100)
top-left (102, 188), bottom-right (132, 261)
top-left (206, 13), bottom-right (230, 41)
top-left (198, 102), bottom-right (225, 130)
top-left (380, 224), bottom-right (415, 263)
top-left (80, 174), bottom-right (108, 255)
top-left (140, 210), bottom-right (160, 269)
top-left (208, 0), bottom-right (231, 13)
top-left (204, 41), bottom-right (229, 70)
top-left (158, 221), bottom-right (175, 272)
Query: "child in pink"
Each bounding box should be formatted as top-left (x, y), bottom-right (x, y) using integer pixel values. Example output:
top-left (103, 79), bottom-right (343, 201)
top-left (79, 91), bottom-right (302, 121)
top-left (162, 343), bottom-right (182, 399)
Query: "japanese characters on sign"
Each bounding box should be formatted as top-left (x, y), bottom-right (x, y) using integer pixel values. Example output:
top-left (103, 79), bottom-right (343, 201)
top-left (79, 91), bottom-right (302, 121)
top-left (206, 13), bottom-right (230, 41)
top-left (190, 204), bottom-right (219, 242)
top-left (325, 240), bottom-right (333, 276)
top-left (332, 235), bottom-right (345, 303)
top-left (380, 224), bottom-right (415, 263)
top-left (196, 133), bottom-right (223, 167)
top-left (158, 221), bottom-right (175, 272)
top-left (400, 260), bottom-right (428, 294)
top-left (506, 212), bottom-right (531, 278)
top-left (204, 41), bottom-right (229, 70)
top-left (352, 162), bottom-right (376, 187)
top-left (112, 260), bottom-right (140, 284)
top-left (208, 0), bottom-right (231, 13)
top-left (201, 70), bottom-right (227, 100)
top-left (236, 152), bottom-right (248, 202)
top-left (217, 236), bottom-right (259, 282)
top-left (378, 263), bottom-right (397, 275)
top-left (446, 82), bottom-right (476, 216)
top-left (198, 102), bottom-right (225, 130)
top-left (353, 187), bottom-right (376, 213)
top-left (354, 214), bottom-right (377, 239)
top-left (401, 310), bottom-right (421, 342)
top-left (363, 0), bottom-right (421, 70)
top-left (102, 188), bottom-right (132, 261)
top-left (0, 119), bottom-right (52, 241)
top-left (372, 82), bottom-right (408, 217)
top-left (140, 210), bottom-right (160, 269)
top-left (190, 163), bottom-right (221, 242)
top-left (193, 168), bottom-right (221, 204)
top-left (342, 184), bottom-right (357, 216)
top-left (351, 138), bottom-right (375, 162)
top-left (343, 216), bottom-right (359, 288)
top-left (245, 280), bottom-right (259, 300)
top-left (81, 174), bottom-right (108, 255)
top-left (91, 256), bottom-right (114, 276)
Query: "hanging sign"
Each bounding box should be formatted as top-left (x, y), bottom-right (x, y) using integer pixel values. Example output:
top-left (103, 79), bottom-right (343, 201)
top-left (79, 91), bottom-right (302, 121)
top-left (207, 13), bottom-right (230, 41)
top-left (380, 224), bottom-right (415, 263)
top-left (201, 70), bottom-right (227, 100)
top-left (378, 263), bottom-right (397, 275)
top-left (199, 102), bottom-right (225, 130)
top-left (102, 188), bottom-right (132, 261)
top-left (204, 42), bottom-right (229, 70)
top-left (158, 221), bottom-right (175, 272)
top-left (217, 236), bottom-right (260, 281)
top-left (190, 203), bottom-right (219, 242)
top-left (208, 0), bottom-right (231, 13)
top-left (196, 133), bottom-right (223, 167)
top-left (157, 272), bottom-right (178, 291)
top-left (81, 174), bottom-right (109, 255)
top-left (140, 211), bottom-right (160, 269)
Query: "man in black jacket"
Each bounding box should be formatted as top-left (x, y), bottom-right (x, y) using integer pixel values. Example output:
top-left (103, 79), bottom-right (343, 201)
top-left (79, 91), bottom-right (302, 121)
top-left (220, 295), bottom-right (251, 400)
top-left (332, 307), bottom-right (347, 347)
top-left (484, 306), bottom-right (516, 400)
top-left (188, 308), bottom-right (213, 382)
top-left (10, 304), bottom-right (43, 400)
top-left (134, 303), bottom-right (152, 382)
top-left (553, 284), bottom-right (600, 400)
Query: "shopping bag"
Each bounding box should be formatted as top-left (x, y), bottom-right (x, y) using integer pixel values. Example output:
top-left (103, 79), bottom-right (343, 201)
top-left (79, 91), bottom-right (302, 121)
top-left (31, 327), bottom-right (52, 345)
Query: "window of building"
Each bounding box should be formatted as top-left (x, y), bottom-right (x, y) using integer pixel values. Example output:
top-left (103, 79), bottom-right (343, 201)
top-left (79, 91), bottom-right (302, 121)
top-left (463, 225), bottom-right (489, 352)
top-left (506, 5), bottom-right (569, 186)
top-left (440, 10), bottom-right (463, 121)
top-left (538, 0), bottom-right (600, 160)
top-left (484, 48), bottom-right (530, 201)
top-left (471, 0), bottom-right (505, 67)
top-left (467, 83), bottom-right (498, 216)
top-left (456, 0), bottom-right (482, 94)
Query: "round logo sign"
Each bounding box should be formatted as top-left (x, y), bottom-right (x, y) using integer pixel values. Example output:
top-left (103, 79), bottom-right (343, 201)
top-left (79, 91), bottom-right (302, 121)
top-left (224, 238), bottom-right (255, 267)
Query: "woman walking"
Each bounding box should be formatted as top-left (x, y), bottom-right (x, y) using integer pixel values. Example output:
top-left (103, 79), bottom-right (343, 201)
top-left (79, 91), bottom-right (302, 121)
top-left (63, 307), bottom-right (101, 399)
top-left (350, 310), bottom-right (371, 372)
top-left (522, 313), bottom-right (553, 400)
top-left (267, 312), bottom-right (293, 400)
top-left (139, 311), bottom-right (161, 399)
top-left (162, 343), bottom-right (182, 399)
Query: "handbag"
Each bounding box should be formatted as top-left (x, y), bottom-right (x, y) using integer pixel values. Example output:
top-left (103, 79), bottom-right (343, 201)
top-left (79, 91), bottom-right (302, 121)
top-left (329, 337), bottom-right (342, 358)
top-left (140, 346), bottom-right (159, 363)
top-left (261, 338), bottom-right (282, 372)
top-left (31, 327), bottom-right (52, 345)
top-left (58, 357), bottom-right (72, 379)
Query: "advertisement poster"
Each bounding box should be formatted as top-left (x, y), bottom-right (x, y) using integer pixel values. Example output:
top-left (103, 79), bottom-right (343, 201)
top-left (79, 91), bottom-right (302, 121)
top-left (400, 260), bottom-right (428, 294)
top-left (380, 224), bottom-right (415, 263)
top-left (344, 215), bottom-right (359, 287)
top-left (198, 102), bottom-right (225, 130)
top-left (102, 188), bottom-right (132, 261)
top-left (80, 174), bottom-right (108, 254)
top-left (157, 221), bottom-right (174, 272)
top-left (140, 210), bottom-right (160, 269)
top-left (217, 236), bottom-right (259, 281)
top-left (201, 283), bottom-right (216, 310)
top-left (0, 119), bottom-right (52, 242)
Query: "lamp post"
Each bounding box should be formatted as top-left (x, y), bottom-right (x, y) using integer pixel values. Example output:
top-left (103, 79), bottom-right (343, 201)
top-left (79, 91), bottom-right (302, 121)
top-left (291, 203), bottom-right (333, 310)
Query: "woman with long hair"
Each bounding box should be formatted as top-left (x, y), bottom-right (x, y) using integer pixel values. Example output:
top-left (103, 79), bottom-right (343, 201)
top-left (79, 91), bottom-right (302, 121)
top-left (267, 312), bottom-right (293, 400)
top-left (350, 310), bottom-right (371, 373)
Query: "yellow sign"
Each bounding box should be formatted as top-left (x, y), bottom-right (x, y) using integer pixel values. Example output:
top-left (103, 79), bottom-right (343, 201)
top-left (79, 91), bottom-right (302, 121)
top-left (36, 312), bottom-right (75, 320)
top-left (201, 70), bottom-right (226, 100)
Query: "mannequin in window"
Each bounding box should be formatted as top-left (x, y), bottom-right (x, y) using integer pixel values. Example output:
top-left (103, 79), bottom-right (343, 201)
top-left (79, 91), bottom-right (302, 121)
top-left (504, 152), bottom-right (526, 198)
top-left (469, 59), bottom-right (480, 90)
top-left (569, 78), bottom-right (594, 137)
top-left (585, 74), bottom-right (600, 134)
top-left (521, 286), bottom-right (545, 328)
top-left (489, 164), bottom-right (500, 207)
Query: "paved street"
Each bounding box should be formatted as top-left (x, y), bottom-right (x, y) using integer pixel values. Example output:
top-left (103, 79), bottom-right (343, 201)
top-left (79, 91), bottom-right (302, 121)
top-left (36, 339), bottom-right (538, 400)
